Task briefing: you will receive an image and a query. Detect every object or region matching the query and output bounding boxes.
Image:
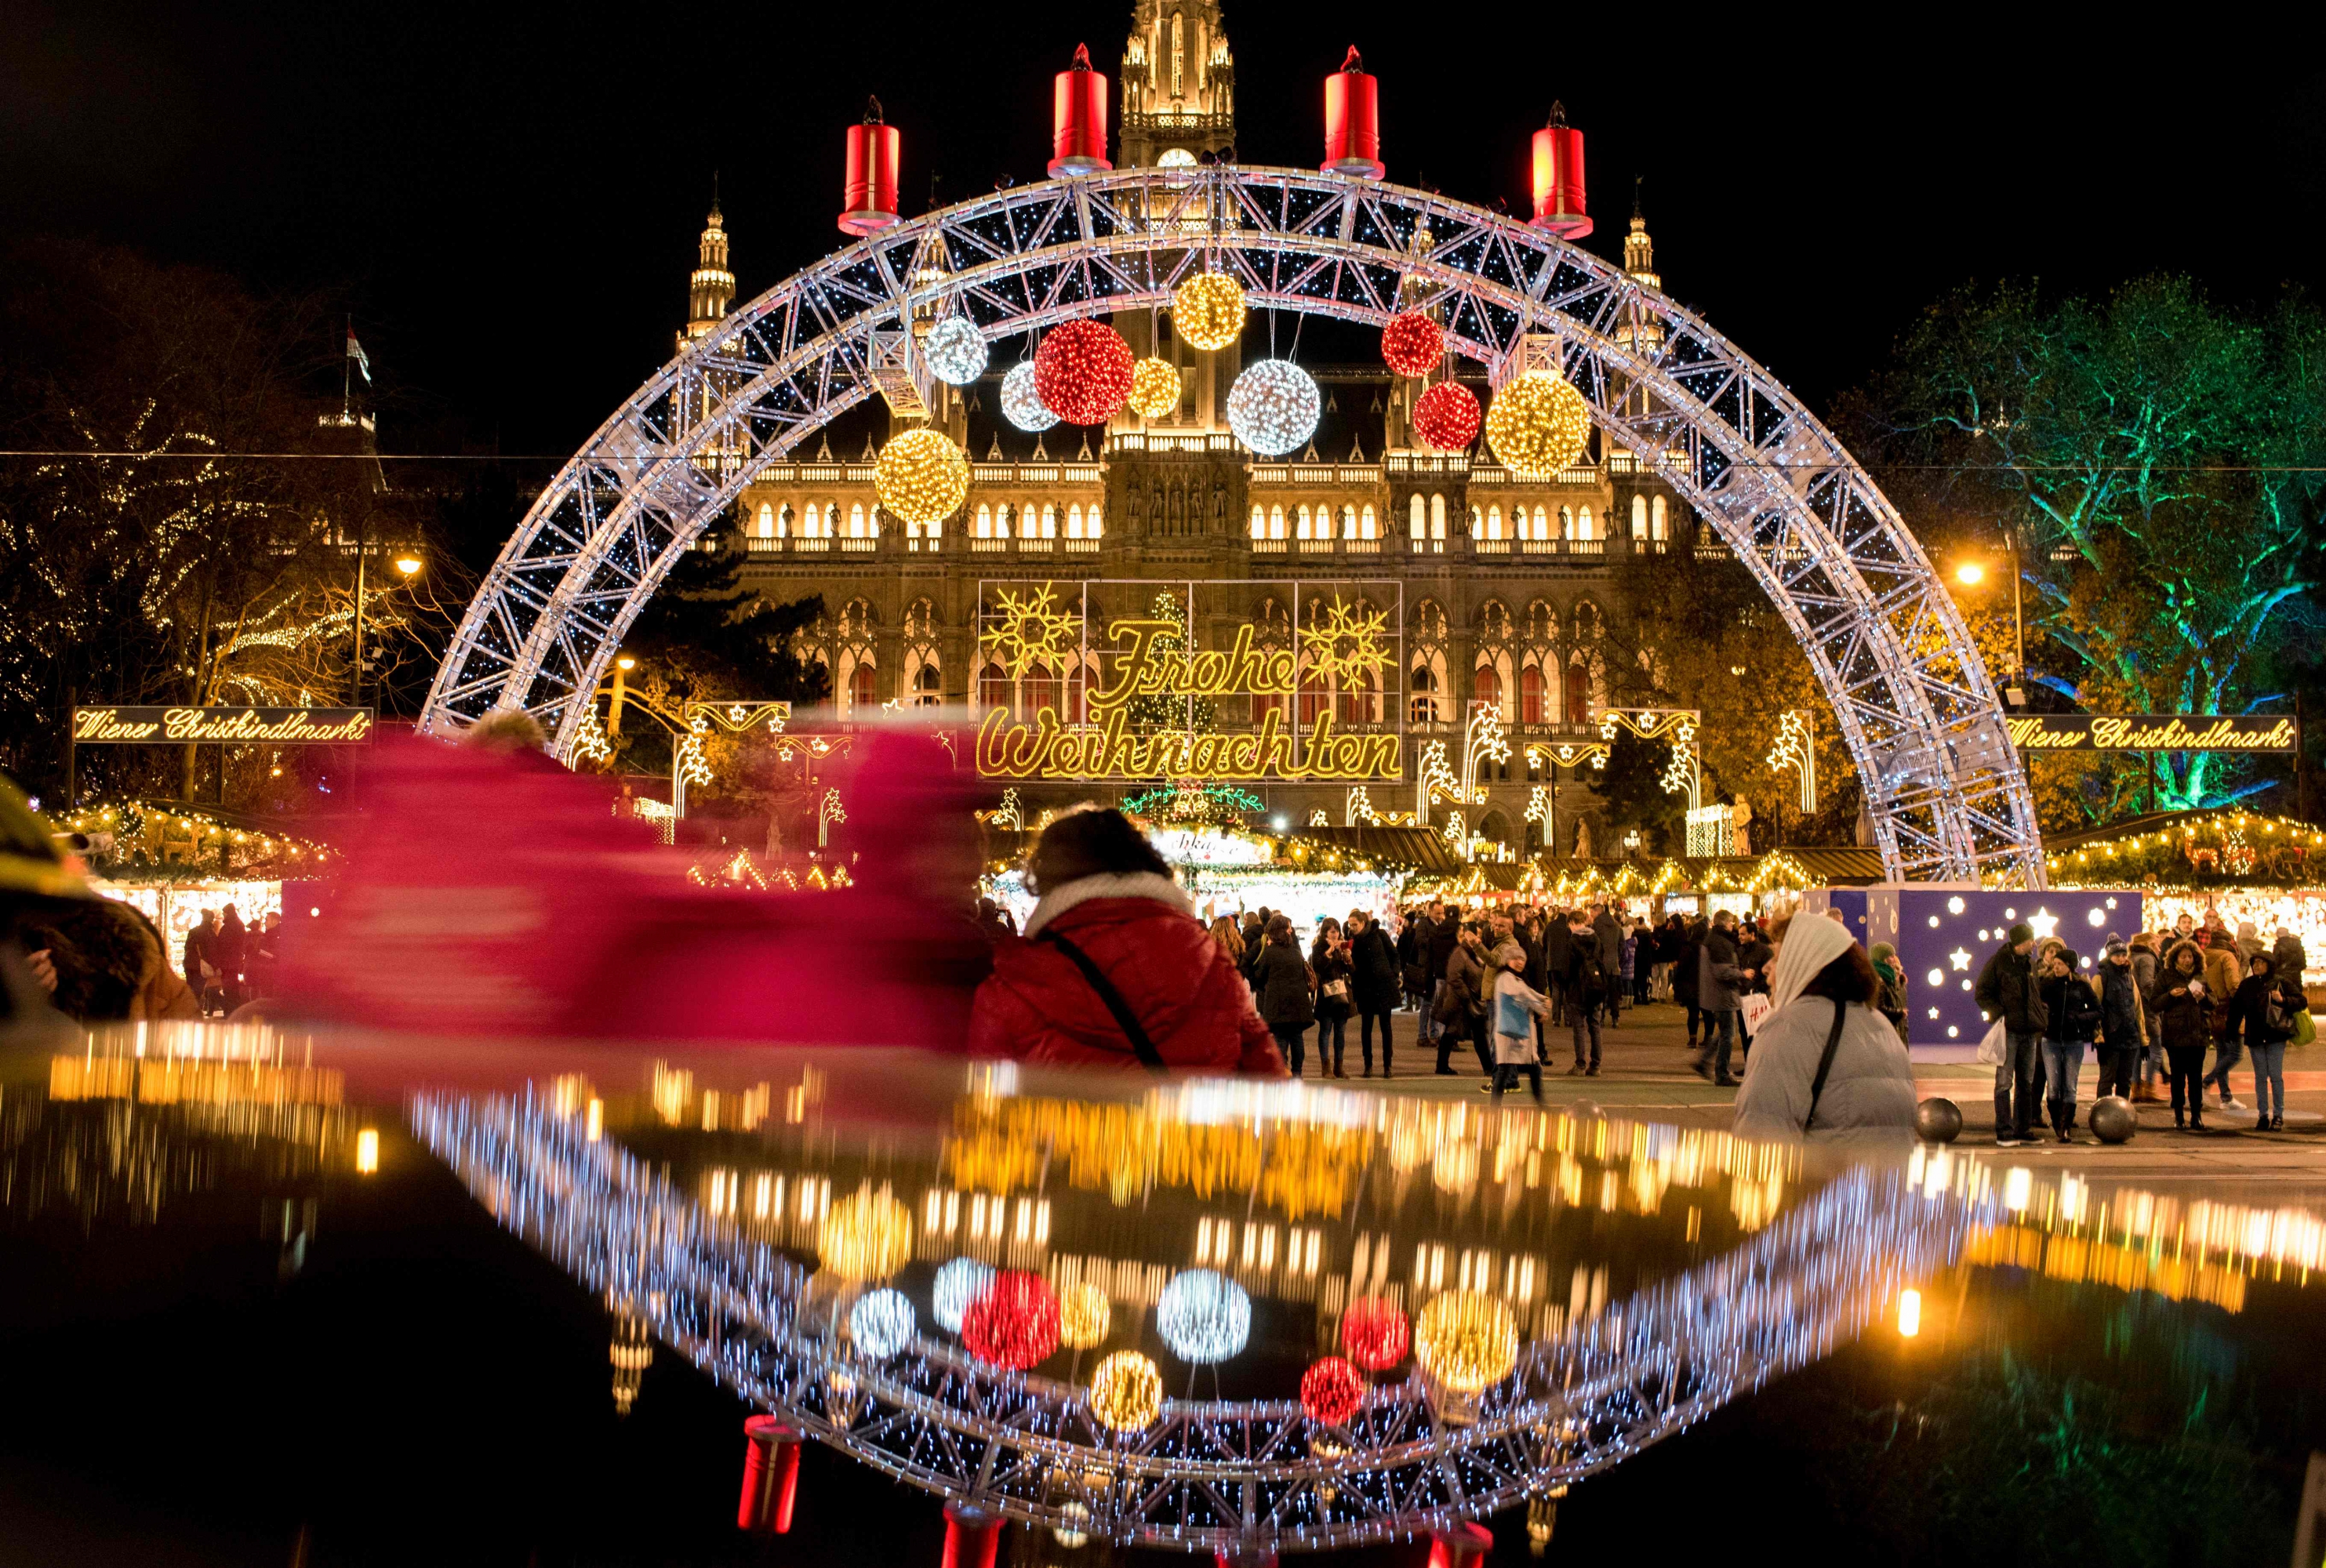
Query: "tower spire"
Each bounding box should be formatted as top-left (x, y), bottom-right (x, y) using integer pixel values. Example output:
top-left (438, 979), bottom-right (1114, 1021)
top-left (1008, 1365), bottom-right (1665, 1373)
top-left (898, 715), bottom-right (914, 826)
top-left (1623, 177), bottom-right (1659, 292)
top-left (678, 189), bottom-right (736, 352)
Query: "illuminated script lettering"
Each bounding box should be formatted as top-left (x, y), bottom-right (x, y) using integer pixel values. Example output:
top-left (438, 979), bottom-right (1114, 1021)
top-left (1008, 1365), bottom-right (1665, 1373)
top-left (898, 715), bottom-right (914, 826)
top-left (72, 706), bottom-right (376, 745)
top-left (2001, 714), bottom-right (2298, 753)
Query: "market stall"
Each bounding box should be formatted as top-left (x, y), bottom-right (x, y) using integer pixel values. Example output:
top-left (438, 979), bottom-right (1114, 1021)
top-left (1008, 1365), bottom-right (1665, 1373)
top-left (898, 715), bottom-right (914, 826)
top-left (2041, 809), bottom-right (2325, 958)
top-left (46, 800), bottom-right (336, 968)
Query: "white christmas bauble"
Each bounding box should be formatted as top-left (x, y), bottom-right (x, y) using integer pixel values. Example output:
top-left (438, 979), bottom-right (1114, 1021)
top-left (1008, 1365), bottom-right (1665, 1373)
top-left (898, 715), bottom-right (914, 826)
top-left (1002, 361), bottom-right (1059, 432)
top-left (923, 317), bottom-right (989, 387)
top-left (1226, 360), bottom-right (1321, 457)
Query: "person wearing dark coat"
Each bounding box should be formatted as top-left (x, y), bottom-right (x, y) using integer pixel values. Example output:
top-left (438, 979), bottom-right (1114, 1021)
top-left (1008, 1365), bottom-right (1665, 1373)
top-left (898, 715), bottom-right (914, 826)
top-left (1437, 925), bottom-right (1492, 1077)
top-left (1252, 915), bottom-right (1316, 1076)
top-left (1694, 914), bottom-right (1747, 1085)
top-left (1588, 906), bottom-right (1623, 1026)
top-left (215, 906), bottom-right (250, 1015)
top-left (1348, 911), bottom-right (1401, 1076)
top-left (2037, 947), bottom-right (2102, 1142)
top-left (1735, 924), bottom-right (1773, 1054)
top-left (1975, 924), bottom-right (2049, 1145)
top-left (1395, 909), bottom-right (1427, 1012)
top-left (1541, 912), bottom-right (1574, 1026)
top-left (1563, 912), bottom-right (1609, 1074)
top-left (1425, 909), bottom-right (1460, 1038)
top-left (2227, 951), bottom-right (2302, 1130)
top-left (1310, 920), bottom-right (1354, 1079)
top-left (1672, 917), bottom-right (1705, 1046)
top-left (2145, 940), bottom-right (2211, 1131)
top-left (2272, 928), bottom-right (2306, 990)
top-left (183, 910), bottom-right (219, 1014)
top-left (2095, 939), bottom-right (2144, 1102)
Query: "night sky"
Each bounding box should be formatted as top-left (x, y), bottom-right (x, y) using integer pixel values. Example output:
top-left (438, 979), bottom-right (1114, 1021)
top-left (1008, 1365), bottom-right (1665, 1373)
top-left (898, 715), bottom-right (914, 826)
top-left (6, 1), bottom-right (2322, 461)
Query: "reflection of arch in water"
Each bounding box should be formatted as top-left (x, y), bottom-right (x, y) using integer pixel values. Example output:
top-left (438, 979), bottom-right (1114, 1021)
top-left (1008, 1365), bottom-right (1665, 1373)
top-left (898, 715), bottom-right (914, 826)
top-left (420, 165), bottom-right (2037, 886)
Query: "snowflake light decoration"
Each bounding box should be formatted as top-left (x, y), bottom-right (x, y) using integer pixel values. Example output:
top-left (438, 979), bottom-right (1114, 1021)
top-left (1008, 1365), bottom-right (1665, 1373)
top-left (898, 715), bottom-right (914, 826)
top-left (1299, 598), bottom-right (1392, 689)
top-left (981, 583), bottom-right (1080, 680)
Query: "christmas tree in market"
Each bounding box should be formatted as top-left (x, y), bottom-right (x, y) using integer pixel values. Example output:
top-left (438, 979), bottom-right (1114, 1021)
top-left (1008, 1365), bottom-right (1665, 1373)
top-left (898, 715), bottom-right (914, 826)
top-left (1127, 590), bottom-right (1214, 735)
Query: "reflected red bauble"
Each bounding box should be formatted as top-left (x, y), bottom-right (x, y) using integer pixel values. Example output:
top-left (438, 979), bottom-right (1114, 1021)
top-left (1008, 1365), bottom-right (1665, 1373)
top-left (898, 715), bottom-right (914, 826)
top-left (1032, 320), bottom-right (1136, 426)
top-left (1300, 1356), bottom-right (1367, 1427)
top-left (1339, 1295), bottom-right (1410, 1370)
top-left (1380, 310), bottom-right (1444, 377)
top-left (1412, 382), bottom-right (1481, 452)
top-left (961, 1270), bottom-right (1061, 1370)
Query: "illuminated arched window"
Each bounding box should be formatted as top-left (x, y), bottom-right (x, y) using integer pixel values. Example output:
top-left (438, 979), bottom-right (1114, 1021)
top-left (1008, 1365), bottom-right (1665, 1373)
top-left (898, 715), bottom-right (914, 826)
top-left (1041, 503), bottom-right (1057, 538)
top-left (1408, 662), bottom-right (1438, 724)
top-left (1430, 493), bottom-right (1447, 539)
top-left (1559, 504), bottom-right (1575, 539)
top-left (1170, 10), bottom-right (1184, 97)
top-left (979, 662), bottom-right (1009, 711)
top-left (1249, 504), bottom-right (1266, 539)
top-left (913, 662), bottom-right (942, 706)
top-left (1270, 504), bottom-right (1286, 539)
top-left (846, 503), bottom-right (865, 537)
top-left (1487, 505), bottom-right (1503, 539)
top-left (1631, 495), bottom-right (1649, 539)
top-left (1025, 661), bottom-right (1059, 714)
top-left (1565, 658), bottom-right (1590, 724)
top-left (1299, 667), bottom-right (1328, 726)
top-left (755, 503), bottom-right (774, 539)
top-left (1533, 505), bottom-right (1549, 539)
top-left (1577, 505), bottom-right (1594, 541)
top-left (1652, 495), bottom-right (1668, 539)
top-left (1520, 664), bottom-right (1546, 726)
top-left (1067, 503), bottom-right (1084, 538)
top-left (849, 661), bottom-right (878, 711)
top-left (1087, 505), bottom-right (1102, 536)
top-left (1296, 503), bottom-right (1313, 539)
top-left (976, 504), bottom-right (993, 539)
top-left (1468, 505), bottom-right (1482, 539)
top-left (1340, 504), bottom-right (1356, 539)
top-left (1473, 662), bottom-right (1501, 713)
top-left (1361, 503), bottom-right (1376, 539)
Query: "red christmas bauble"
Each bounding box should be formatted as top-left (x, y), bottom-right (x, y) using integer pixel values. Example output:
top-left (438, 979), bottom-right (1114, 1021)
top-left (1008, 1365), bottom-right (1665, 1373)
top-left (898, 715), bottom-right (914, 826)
top-left (1032, 320), bottom-right (1136, 426)
top-left (1380, 310), bottom-right (1445, 377)
top-left (1412, 381), bottom-right (1481, 452)
top-left (1300, 1356), bottom-right (1367, 1427)
top-left (961, 1271), bottom-right (1061, 1370)
top-left (1339, 1296), bottom-right (1410, 1371)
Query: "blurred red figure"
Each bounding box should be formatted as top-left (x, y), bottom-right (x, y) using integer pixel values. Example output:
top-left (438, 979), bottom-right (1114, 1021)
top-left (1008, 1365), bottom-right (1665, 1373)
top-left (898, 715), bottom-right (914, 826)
top-left (969, 810), bottom-right (1286, 1076)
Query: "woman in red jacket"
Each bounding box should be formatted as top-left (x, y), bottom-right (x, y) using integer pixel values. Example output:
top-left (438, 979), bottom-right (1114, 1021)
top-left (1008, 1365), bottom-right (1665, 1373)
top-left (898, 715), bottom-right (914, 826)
top-left (969, 810), bottom-right (1288, 1076)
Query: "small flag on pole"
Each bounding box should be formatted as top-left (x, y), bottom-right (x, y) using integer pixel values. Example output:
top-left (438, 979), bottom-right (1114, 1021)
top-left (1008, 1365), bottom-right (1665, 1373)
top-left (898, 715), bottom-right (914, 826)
top-left (346, 329), bottom-right (373, 384)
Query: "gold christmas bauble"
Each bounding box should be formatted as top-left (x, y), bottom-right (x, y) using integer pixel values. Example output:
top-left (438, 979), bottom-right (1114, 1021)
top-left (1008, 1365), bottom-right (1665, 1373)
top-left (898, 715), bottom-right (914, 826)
top-left (1127, 356), bottom-right (1183, 419)
top-left (1088, 1350), bottom-right (1163, 1431)
top-left (1172, 272), bottom-right (1246, 352)
top-left (1484, 369), bottom-right (1592, 477)
top-left (873, 428), bottom-right (970, 526)
top-left (1413, 1290), bottom-right (1517, 1394)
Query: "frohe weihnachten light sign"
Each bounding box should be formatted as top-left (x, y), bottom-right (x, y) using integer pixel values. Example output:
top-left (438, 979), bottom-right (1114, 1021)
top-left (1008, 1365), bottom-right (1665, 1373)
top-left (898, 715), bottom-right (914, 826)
top-left (72, 706), bottom-right (376, 744)
top-left (975, 619), bottom-right (1403, 783)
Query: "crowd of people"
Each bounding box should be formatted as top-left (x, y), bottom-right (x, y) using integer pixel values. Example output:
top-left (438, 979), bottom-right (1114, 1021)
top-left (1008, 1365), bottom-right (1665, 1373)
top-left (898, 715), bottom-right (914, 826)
top-left (1976, 911), bottom-right (2308, 1140)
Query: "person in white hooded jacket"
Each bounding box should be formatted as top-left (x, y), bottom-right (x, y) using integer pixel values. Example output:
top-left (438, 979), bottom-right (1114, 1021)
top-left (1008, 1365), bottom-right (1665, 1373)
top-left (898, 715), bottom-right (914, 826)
top-left (1729, 912), bottom-right (1917, 1148)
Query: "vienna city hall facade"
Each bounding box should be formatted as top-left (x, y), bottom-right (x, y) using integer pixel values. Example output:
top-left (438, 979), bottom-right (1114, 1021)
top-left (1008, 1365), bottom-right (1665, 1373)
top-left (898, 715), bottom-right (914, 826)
top-left (681, 3), bottom-right (1695, 848)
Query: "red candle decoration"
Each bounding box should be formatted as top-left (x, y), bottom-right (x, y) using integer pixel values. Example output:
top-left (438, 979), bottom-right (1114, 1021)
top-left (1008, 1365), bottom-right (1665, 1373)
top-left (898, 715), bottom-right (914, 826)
top-left (1380, 310), bottom-right (1443, 377)
top-left (961, 1270), bottom-right (1061, 1370)
top-left (1032, 320), bottom-right (1136, 426)
top-left (1339, 1295), bottom-right (1410, 1370)
top-left (1411, 382), bottom-right (1481, 452)
top-left (1299, 1356), bottom-right (1367, 1427)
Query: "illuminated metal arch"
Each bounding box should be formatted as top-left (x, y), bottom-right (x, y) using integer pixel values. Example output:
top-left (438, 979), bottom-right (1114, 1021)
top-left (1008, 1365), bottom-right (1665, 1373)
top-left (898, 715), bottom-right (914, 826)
top-left (423, 166), bottom-right (2038, 884)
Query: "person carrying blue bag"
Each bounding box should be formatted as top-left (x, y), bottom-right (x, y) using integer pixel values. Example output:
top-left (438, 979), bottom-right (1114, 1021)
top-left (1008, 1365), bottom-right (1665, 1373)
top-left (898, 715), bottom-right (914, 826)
top-left (1489, 944), bottom-right (1553, 1104)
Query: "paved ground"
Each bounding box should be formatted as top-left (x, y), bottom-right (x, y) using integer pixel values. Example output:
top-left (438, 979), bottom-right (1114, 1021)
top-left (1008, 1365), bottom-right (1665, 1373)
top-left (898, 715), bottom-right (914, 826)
top-left (1304, 998), bottom-right (2326, 1202)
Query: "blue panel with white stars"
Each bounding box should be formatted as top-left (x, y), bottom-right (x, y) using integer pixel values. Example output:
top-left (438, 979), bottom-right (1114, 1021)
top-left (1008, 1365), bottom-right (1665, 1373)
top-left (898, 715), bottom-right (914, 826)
top-left (1862, 887), bottom-right (2141, 1047)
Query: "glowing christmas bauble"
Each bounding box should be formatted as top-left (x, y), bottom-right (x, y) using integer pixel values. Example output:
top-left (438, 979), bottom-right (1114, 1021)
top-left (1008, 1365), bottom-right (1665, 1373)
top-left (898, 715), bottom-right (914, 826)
top-left (1172, 271), bottom-right (1246, 351)
top-left (1380, 310), bottom-right (1444, 377)
top-left (1001, 362), bottom-right (1059, 432)
top-left (1300, 1356), bottom-right (1367, 1427)
top-left (923, 317), bottom-right (990, 386)
top-left (1156, 1269), bottom-right (1250, 1364)
top-left (1412, 381), bottom-right (1481, 452)
top-left (1059, 1282), bottom-right (1113, 1350)
top-left (932, 1257), bottom-right (995, 1334)
top-left (874, 428), bottom-right (970, 525)
top-left (1413, 1290), bottom-right (1518, 1394)
top-left (819, 1185), bottom-right (913, 1282)
top-left (1088, 1350), bottom-right (1163, 1432)
top-left (1033, 319), bottom-right (1136, 426)
top-left (1339, 1296), bottom-right (1410, 1370)
top-left (961, 1270), bottom-right (1060, 1370)
top-left (1127, 356), bottom-right (1183, 419)
top-left (1226, 360), bottom-right (1321, 457)
top-left (849, 1287), bottom-right (916, 1358)
top-left (1485, 369), bottom-right (1592, 476)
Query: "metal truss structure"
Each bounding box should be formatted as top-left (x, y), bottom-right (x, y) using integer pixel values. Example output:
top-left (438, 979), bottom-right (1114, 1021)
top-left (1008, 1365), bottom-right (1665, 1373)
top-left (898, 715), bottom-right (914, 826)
top-left (421, 166), bottom-right (2041, 885)
top-left (413, 1091), bottom-right (1975, 1555)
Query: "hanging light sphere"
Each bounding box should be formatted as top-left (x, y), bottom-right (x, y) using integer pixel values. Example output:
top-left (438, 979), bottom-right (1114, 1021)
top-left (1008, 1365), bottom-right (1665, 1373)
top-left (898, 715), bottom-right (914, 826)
top-left (1380, 310), bottom-right (1445, 377)
top-left (1485, 368), bottom-right (1593, 476)
top-left (1127, 356), bottom-right (1183, 419)
top-left (1413, 1290), bottom-right (1519, 1394)
top-left (819, 1185), bottom-right (913, 1283)
top-left (1059, 1282), bottom-right (1113, 1350)
top-left (1088, 1350), bottom-right (1164, 1432)
top-left (1339, 1296), bottom-right (1410, 1371)
top-left (1001, 362), bottom-right (1059, 432)
top-left (922, 317), bottom-right (990, 386)
top-left (873, 428), bottom-right (970, 525)
top-left (1300, 1356), bottom-right (1368, 1428)
top-left (961, 1270), bottom-right (1061, 1370)
top-left (1171, 271), bottom-right (1246, 351)
top-left (1156, 1269), bottom-right (1251, 1364)
top-left (1226, 360), bottom-right (1321, 457)
top-left (849, 1287), bottom-right (917, 1359)
top-left (1033, 319), bottom-right (1136, 426)
top-left (1412, 381), bottom-right (1482, 452)
top-left (932, 1257), bottom-right (995, 1334)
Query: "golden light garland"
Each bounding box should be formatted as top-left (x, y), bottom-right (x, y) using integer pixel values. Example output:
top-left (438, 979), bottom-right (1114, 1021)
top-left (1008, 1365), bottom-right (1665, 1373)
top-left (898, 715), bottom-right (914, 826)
top-left (1172, 271), bottom-right (1246, 351)
top-left (1088, 1349), bottom-right (1164, 1432)
top-left (818, 1184), bottom-right (913, 1282)
top-left (1059, 1281), bottom-right (1113, 1349)
top-left (874, 428), bottom-right (970, 525)
top-left (1412, 1290), bottom-right (1517, 1394)
top-left (1485, 369), bottom-right (1592, 476)
top-left (1127, 356), bottom-right (1183, 419)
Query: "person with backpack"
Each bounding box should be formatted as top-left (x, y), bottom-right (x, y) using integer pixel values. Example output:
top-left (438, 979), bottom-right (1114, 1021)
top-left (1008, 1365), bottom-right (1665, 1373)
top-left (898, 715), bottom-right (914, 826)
top-left (2037, 946), bottom-right (2102, 1143)
top-left (2227, 951), bottom-right (2302, 1131)
top-left (1730, 914), bottom-right (1917, 1146)
top-left (1564, 909), bottom-right (1609, 1076)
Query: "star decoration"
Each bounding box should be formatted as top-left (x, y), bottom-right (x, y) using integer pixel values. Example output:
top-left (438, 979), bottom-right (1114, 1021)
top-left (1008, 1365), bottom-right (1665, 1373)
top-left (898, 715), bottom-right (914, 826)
top-left (981, 583), bottom-right (1081, 680)
top-left (1949, 948), bottom-right (1972, 971)
top-left (1298, 598), bottom-right (1392, 688)
top-left (2028, 908), bottom-right (2059, 941)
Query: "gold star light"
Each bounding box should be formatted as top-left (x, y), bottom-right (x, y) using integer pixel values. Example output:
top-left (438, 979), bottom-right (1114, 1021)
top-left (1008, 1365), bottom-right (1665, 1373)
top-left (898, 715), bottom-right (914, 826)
top-left (981, 583), bottom-right (1081, 680)
top-left (1298, 598), bottom-right (1392, 688)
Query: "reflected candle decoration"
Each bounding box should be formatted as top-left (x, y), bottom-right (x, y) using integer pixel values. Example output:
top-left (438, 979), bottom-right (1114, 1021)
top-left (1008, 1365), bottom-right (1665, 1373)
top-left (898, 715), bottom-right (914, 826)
top-left (1088, 1349), bottom-right (1164, 1432)
top-left (961, 1270), bottom-right (1061, 1369)
top-left (850, 1287), bottom-right (916, 1358)
top-left (1059, 1282), bottom-right (1113, 1350)
top-left (1413, 1290), bottom-right (1517, 1393)
top-left (1157, 1268), bottom-right (1251, 1363)
top-left (1339, 1296), bottom-right (1410, 1370)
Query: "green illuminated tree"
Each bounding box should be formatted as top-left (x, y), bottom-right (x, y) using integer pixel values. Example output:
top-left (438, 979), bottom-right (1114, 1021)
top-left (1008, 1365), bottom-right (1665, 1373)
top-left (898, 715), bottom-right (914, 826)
top-left (1127, 590), bottom-right (1213, 735)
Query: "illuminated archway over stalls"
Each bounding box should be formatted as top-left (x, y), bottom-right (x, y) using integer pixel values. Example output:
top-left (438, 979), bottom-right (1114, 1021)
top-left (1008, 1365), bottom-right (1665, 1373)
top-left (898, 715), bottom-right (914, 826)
top-left (420, 167), bottom-right (2041, 886)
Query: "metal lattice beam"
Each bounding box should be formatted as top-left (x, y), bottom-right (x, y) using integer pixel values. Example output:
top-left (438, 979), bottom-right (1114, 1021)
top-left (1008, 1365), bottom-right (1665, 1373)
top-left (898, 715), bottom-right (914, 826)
top-left (420, 166), bottom-right (2041, 886)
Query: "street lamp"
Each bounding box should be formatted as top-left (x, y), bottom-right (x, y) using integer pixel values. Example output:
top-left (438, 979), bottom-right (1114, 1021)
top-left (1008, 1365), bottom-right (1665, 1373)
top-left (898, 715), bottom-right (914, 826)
top-left (1952, 561), bottom-right (1985, 586)
top-left (611, 653), bottom-right (636, 737)
top-left (1949, 549), bottom-right (2024, 706)
top-left (394, 555), bottom-right (423, 578)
